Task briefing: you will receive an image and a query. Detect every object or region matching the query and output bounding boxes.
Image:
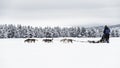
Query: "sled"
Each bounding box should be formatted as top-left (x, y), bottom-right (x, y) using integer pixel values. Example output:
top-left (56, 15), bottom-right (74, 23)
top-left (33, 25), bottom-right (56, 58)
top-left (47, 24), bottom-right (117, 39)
top-left (79, 36), bottom-right (105, 43)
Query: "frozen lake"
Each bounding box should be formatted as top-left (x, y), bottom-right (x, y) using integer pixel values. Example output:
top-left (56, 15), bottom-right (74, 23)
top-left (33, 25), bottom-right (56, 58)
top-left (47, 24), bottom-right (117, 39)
top-left (0, 37), bottom-right (120, 68)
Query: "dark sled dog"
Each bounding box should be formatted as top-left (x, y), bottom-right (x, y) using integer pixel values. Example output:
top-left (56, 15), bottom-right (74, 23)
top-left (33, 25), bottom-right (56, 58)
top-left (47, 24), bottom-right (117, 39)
top-left (24, 39), bottom-right (38, 43)
top-left (60, 38), bottom-right (74, 43)
top-left (42, 38), bottom-right (53, 43)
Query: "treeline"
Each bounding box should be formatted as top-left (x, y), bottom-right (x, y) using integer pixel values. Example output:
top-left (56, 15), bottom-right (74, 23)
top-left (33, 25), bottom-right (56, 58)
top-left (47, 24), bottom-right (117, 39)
top-left (0, 24), bottom-right (119, 38)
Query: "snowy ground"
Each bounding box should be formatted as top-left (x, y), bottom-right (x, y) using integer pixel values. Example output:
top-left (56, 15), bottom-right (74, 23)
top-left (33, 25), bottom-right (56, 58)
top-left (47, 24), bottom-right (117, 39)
top-left (0, 37), bottom-right (120, 68)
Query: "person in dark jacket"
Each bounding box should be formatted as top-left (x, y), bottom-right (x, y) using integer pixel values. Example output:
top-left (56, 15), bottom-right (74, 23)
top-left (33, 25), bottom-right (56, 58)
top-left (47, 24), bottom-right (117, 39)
top-left (103, 25), bottom-right (110, 43)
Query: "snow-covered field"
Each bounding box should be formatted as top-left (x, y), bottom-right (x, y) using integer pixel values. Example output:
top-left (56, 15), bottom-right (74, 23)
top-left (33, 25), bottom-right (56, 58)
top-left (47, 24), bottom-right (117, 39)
top-left (0, 37), bottom-right (120, 68)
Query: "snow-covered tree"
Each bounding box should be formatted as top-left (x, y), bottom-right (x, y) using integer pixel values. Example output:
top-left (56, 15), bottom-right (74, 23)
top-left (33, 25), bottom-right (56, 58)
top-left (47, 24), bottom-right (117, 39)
top-left (0, 24), bottom-right (119, 38)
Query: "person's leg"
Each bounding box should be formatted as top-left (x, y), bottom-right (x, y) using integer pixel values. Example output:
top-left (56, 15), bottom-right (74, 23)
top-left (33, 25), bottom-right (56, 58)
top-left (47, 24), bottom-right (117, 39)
top-left (108, 34), bottom-right (110, 43)
top-left (106, 34), bottom-right (109, 43)
top-left (104, 34), bottom-right (107, 43)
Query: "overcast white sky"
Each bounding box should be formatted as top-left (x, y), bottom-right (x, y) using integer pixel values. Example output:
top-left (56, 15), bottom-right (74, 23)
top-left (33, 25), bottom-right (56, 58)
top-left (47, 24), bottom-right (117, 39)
top-left (0, 0), bottom-right (120, 27)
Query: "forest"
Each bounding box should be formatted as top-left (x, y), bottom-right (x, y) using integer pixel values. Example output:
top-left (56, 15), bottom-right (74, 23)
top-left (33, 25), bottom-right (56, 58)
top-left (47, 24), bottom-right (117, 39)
top-left (0, 24), bottom-right (119, 38)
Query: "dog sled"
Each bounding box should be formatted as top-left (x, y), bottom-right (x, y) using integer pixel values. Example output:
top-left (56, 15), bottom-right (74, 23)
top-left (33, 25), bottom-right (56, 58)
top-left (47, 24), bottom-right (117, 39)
top-left (79, 35), bottom-right (107, 43)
